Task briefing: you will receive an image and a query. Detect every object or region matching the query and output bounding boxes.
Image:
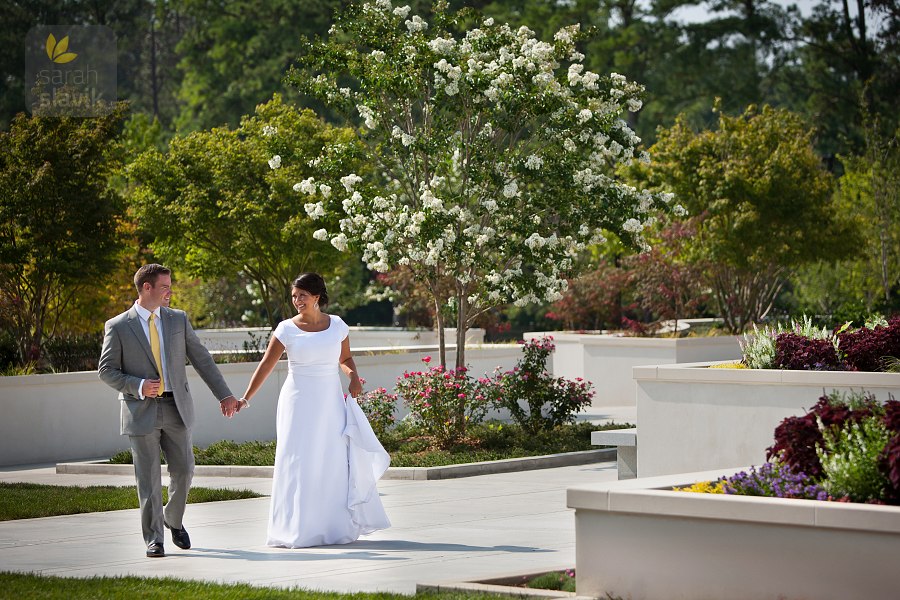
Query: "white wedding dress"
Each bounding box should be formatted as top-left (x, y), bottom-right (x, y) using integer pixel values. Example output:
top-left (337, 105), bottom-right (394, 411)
top-left (266, 314), bottom-right (391, 548)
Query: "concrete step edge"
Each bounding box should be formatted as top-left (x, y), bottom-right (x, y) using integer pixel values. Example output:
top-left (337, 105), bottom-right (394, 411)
top-left (56, 448), bottom-right (615, 480)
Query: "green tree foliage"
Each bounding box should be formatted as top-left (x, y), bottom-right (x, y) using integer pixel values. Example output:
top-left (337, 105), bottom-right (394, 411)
top-left (0, 103), bottom-right (129, 365)
top-left (0, 0), bottom-right (186, 130)
top-left (173, 0), bottom-right (343, 131)
top-left (781, 0), bottom-right (899, 158)
top-left (638, 103), bottom-right (855, 332)
top-left (788, 107), bottom-right (900, 320)
top-left (837, 121), bottom-right (900, 308)
top-left (624, 219), bottom-right (710, 332)
top-left (127, 94), bottom-right (359, 324)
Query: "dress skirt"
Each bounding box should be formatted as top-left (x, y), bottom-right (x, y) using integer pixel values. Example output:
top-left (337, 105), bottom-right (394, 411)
top-left (266, 316), bottom-right (390, 548)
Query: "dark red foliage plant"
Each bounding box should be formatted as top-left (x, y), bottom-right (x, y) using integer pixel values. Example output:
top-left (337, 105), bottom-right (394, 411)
top-left (838, 317), bottom-right (900, 372)
top-left (879, 435), bottom-right (900, 504)
top-left (545, 260), bottom-right (631, 331)
top-left (774, 333), bottom-right (842, 371)
top-left (883, 399), bottom-right (900, 433)
top-left (767, 391), bottom-right (879, 478)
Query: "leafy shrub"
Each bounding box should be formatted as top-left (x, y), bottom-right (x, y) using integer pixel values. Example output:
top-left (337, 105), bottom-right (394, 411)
top-left (767, 390), bottom-right (879, 478)
top-left (525, 569), bottom-right (577, 592)
top-left (0, 330), bottom-right (17, 371)
top-left (774, 333), bottom-right (842, 370)
top-left (395, 357), bottom-right (490, 448)
top-left (356, 385), bottom-right (398, 438)
top-left (544, 260), bottom-right (631, 331)
top-left (740, 316), bottom-right (838, 369)
top-left (883, 399), bottom-right (900, 432)
top-left (739, 323), bottom-right (780, 369)
top-left (723, 460), bottom-right (827, 500)
top-left (880, 435), bottom-right (900, 504)
top-left (838, 317), bottom-right (900, 372)
top-left (479, 337), bottom-right (594, 433)
top-left (817, 416), bottom-right (891, 503)
top-left (43, 332), bottom-right (103, 373)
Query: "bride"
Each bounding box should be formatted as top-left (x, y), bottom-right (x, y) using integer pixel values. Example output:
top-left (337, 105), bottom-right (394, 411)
top-left (239, 272), bottom-right (391, 547)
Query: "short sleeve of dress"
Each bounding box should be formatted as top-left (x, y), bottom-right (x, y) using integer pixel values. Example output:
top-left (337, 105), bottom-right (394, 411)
top-left (272, 320), bottom-right (288, 344)
top-left (333, 315), bottom-right (350, 340)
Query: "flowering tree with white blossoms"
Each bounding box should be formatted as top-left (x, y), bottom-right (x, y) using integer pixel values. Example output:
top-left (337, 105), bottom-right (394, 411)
top-left (285, 0), bottom-right (682, 368)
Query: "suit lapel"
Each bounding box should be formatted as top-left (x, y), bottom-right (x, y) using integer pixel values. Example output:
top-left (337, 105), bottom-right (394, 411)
top-left (161, 307), bottom-right (174, 378)
top-left (126, 306), bottom-right (157, 367)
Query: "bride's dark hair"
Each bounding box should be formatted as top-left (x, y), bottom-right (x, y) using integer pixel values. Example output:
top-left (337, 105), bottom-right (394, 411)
top-left (292, 272), bottom-right (329, 308)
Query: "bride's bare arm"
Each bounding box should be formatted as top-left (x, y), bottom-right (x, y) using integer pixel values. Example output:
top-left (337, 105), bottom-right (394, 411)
top-left (339, 336), bottom-right (362, 397)
top-left (240, 336), bottom-right (286, 406)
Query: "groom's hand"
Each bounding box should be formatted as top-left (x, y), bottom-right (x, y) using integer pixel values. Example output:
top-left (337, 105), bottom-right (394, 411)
top-left (220, 396), bottom-right (241, 418)
top-left (142, 379), bottom-right (162, 398)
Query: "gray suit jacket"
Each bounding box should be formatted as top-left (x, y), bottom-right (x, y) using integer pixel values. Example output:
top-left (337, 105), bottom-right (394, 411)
top-left (98, 305), bottom-right (233, 435)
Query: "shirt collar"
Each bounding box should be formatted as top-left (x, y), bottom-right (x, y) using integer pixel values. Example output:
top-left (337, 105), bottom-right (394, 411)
top-left (133, 301), bottom-right (160, 322)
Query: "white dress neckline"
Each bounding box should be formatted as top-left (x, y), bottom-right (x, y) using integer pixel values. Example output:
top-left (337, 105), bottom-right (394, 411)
top-left (288, 314), bottom-right (332, 333)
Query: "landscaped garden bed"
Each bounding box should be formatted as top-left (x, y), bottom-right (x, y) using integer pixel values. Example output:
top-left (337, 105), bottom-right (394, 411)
top-left (567, 386), bottom-right (900, 600)
top-left (106, 338), bottom-right (629, 469)
top-left (108, 421), bottom-right (631, 469)
top-left (738, 315), bottom-right (900, 372)
top-left (676, 389), bottom-right (900, 504)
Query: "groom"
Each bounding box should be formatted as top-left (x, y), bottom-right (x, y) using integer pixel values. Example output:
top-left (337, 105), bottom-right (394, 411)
top-left (99, 264), bottom-right (242, 557)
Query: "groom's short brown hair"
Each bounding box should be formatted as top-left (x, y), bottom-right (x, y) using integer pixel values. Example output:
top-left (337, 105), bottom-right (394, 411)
top-left (134, 264), bottom-right (172, 292)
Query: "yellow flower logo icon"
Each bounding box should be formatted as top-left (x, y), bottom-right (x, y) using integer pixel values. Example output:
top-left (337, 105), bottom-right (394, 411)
top-left (45, 34), bottom-right (77, 64)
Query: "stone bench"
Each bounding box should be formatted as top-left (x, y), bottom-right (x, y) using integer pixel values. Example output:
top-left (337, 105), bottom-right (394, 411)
top-left (591, 428), bottom-right (637, 480)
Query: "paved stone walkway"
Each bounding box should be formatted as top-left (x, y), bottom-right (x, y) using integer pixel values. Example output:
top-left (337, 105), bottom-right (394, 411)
top-left (0, 406), bottom-right (633, 594)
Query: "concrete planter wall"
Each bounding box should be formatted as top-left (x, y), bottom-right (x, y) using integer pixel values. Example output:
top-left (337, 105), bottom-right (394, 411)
top-left (567, 470), bottom-right (900, 600)
top-left (196, 326), bottom-right (485, 352)
top-left (0, 344), bottom-right (518, 467)
top-left (525, 332), bottom-right (741, 407)
top-left (634, 363), bottom-right (900, 478)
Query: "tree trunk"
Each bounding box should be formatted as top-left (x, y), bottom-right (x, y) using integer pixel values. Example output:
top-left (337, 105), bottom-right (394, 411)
top-left (454, 290), bottom-right (468, 439)
top-left (434, 295), bottom-right (446, 369)
top-left (455, 291), bottom-right (467, 370)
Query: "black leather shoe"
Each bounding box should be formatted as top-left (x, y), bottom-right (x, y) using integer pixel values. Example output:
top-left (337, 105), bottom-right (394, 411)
top-left (165, 521), bottom-right (191, 549)
top-left (146, 541), bottom-right (165, 557)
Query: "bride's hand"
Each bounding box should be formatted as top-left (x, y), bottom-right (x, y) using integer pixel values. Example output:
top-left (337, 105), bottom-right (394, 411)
top-left (348, 376), bottom-right (363, 399)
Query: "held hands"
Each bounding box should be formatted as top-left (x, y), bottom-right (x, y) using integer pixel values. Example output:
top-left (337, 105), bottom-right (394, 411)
top-left (220, 396), bottom-right (242, 418)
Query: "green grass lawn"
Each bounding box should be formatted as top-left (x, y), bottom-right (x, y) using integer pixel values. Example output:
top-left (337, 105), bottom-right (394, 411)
top-left (0, 484), bottom-right (261, 521)
top-left (108, 421), bottom-right (631, 468)
top-left (0, 573), bottom-right (511, 599)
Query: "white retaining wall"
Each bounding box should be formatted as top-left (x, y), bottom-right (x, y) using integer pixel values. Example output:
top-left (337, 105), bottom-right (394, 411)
top-left (196, 326), bottom-right (485, 351)
top-left (568, 470), bottom-right (900, 600)
top-left (0, 345), bottom-right (518, 467)
top-left (525, 332), bottom-right (741, 407)
top-left (634, 363), bottom-right (900, 478)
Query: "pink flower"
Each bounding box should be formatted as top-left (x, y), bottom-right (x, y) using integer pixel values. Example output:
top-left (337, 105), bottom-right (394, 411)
top-left (422, 356), bottom-right (432, 363)
top-left (457, 393), bottom-right (466, 399)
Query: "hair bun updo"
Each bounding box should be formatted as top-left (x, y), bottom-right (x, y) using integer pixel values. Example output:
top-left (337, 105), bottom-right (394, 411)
top-left (292, 272), bottom-right (329, 308)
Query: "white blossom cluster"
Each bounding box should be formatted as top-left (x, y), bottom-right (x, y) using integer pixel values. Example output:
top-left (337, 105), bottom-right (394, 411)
top-left (292, 0), bottom-right (683, 313)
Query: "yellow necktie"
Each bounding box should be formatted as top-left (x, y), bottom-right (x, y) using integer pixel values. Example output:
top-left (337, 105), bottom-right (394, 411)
top-left (148, 313), bottom-right (166, 395)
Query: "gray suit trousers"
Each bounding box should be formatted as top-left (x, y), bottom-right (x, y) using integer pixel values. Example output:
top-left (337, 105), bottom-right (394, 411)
top-left (130, 398), bottom-right (194, 546)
